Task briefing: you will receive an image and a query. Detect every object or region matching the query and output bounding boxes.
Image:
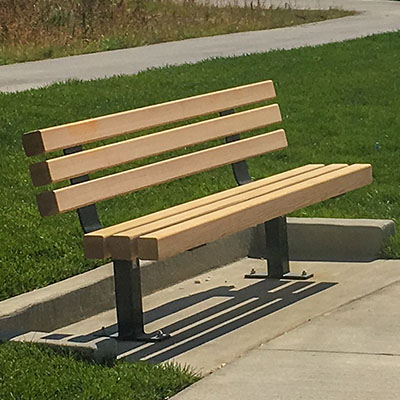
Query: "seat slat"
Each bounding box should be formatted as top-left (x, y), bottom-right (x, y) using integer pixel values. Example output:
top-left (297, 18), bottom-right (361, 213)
top-left (22, 80), bottom-right (276, 157)
top-left (137, 164), bottom-right (372, 260)
top-left (107, 164), bottom-right (349, 260)
top-left (36, 129), bottom-right (288, 217)
top-left (29, 104), bottom-right (282, 186)
top-left (84, 164), bottom-right (324, 259)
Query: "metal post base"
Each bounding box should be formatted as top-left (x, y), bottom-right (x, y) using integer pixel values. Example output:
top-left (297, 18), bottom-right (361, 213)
top-left (244, 270), bottom-right (314, 280)
top-left (122, 330), bottom-right (171, 343)
top-left (114, 259), bottom-right (171, 343)
top-left (247, 217), bottom-right (313, 280)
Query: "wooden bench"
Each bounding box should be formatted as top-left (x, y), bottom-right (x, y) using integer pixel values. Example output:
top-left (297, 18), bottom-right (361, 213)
top-left (23, 80), bottom-right (372, 342)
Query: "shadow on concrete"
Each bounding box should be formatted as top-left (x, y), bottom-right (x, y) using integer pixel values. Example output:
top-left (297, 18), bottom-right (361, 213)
top-left (88, 279), bottom-right (337, 363)
top-left (2, 279), bottom-right (336, 363)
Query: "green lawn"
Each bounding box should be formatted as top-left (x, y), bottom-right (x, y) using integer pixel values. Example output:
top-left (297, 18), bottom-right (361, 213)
top-left (1, 31), bottom-right (400, 302)
top-left (0, 342), bottom-right (199, 399)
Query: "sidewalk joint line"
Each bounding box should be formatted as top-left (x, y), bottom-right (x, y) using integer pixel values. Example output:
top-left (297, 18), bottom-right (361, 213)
top-left (262, 348), bottom-right (400, 357)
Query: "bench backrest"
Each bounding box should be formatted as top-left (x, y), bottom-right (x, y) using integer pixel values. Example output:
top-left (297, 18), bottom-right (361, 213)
top-left (23, 80), bottom-right (287, 221)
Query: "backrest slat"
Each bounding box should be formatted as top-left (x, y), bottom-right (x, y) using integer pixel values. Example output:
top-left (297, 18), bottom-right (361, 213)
top-left (36, 129), bottom-right (288, 216)
top-left (22, 80), bottom-right (276, 156)
top-left (29, 104), bottom-right (281, 186)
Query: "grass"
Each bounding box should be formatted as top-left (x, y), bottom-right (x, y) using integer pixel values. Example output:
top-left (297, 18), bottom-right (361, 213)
top-left (1, 31), bottom-right (400, 302)
top-left (0, 0), bottom-right (354, 65)
top-left (0, 341), bottom-right (199, 399)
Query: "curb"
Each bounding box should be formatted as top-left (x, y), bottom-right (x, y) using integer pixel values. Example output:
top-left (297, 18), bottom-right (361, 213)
top-left (287, 218), bottom-right (395, 261)
top-left (0, 227), bottom-right (256, 333)
top-left (0, 331), bottom-right (117, 363)
top-left (0, 218), bottom-right (395, 334)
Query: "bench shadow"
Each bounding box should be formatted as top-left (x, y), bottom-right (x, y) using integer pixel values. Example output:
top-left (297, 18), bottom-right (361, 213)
top-left (69, 278), bottom-right (336, 363)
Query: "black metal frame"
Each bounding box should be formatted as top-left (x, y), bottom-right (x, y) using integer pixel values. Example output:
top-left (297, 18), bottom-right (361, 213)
top-left (245, 217), bottom-right (313, 280)
top-left (220, 109), bottom-right (252, 185)
top-left (219, 110), bottom-right (313, 281)
top-left (64, 146), bottom-right (102, 234)
top-left (113, 259), bottom-right (170, 341)
top-left (65, 146), bottom-right (170, 342)
top-left (67, 107), bottom-right (311, 342)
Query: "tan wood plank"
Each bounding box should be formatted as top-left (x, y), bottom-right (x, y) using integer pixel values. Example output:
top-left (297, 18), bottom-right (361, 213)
top-left (84, 164), bottom-right (325, 259)
top-left (22, 80), bottom-right (276, 156)
top-left (107, 164), bottom-right (348, 260)
top-left (29, 104), bottom-right (282, 186)
top-left (36, 129), bottom-right (288, 217)
top-left (137, 164), bottom-right (372, 260)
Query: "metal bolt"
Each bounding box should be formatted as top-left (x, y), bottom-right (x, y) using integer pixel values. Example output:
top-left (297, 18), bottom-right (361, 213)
top-left (155, 330), bottom-right (164, 339)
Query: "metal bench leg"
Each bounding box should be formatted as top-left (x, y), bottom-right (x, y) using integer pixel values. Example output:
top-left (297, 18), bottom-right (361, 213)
top-left (245, 216), bottom-right (313, 280)
top-left (113, 259), bottom-right (170, 342)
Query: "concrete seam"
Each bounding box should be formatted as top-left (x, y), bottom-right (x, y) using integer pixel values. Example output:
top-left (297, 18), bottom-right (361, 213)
top-left (259, 348), bottom-right (400, 357)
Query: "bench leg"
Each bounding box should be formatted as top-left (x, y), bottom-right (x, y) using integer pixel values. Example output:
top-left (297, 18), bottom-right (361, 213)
top-left (245, 216), bottom-right (313, 280)
top-left (113, 259), bottom-right (170, 342)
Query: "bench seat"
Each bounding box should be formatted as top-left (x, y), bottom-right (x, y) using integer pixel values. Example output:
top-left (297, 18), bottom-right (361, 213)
top-left (84, 163), bottom-right (371, 261)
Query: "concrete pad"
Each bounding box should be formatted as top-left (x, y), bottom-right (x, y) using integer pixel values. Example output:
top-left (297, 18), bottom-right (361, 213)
top-left (55, 258), bottom-right (400, 375)
top-left (0, 227), bottom-right (257, 333)
top-left (1, 0), bottom-right (399, 92)
top-left (288, 218), bottom-right (395, 261)
top-left (1, 219), bottom-right (392, 334)
top-left (0, 331), bottom-right (117, 363)
top-left (172, 350), bottom-right (400, 400)
top-left (0, 263), bottom-right (115, 333)
top-left (0, 227), bottom-right (256, 333)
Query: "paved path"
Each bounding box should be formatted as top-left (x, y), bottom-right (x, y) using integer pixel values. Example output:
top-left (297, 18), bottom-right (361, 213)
top-left (173, 272), bottom-right (400, 399)
top-left (1, 0), bottom-right (399, 92)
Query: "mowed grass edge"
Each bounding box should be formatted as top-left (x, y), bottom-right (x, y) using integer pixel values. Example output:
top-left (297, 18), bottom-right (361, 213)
top-left (0, 342), bottom-right (199, 400)
top-left (1, 31), bottom-right (399, 302)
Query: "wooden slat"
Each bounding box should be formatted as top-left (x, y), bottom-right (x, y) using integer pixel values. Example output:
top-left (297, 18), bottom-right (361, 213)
top-left (137, 164), bottom-right (372, 260)
top-left (84, 164), bottom-right (325, 259)
top-left (29, 104), bottom-right (282, 186)
top-left (22, 80), bottom-right (276, 156)
top-left (36, 129), bottom-right (288, 216)
top-left (107, 164), bottom-right (348, 260)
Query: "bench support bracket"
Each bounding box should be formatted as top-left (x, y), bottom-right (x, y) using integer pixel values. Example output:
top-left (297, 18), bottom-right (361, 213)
top-left (113, 259), bottom-right (170, 342)
top-left (219, 110), bottom-right (310, 279)
top-left (64, 146), bottom-right (102, 234)
top-left (220, 109), bottom-right (252, 185)
top-left (245, 217), bottom-right (313, 280)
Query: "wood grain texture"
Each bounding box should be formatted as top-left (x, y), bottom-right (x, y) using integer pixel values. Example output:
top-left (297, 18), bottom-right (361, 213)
top-left (36, 129), bottom-right (288, 216)
top-left (107, 164), bottom-right (348, 260)
top-left (22, 80), bottom-right (276, 156)
top-left (137, 164), bottom-right (372, 260)
top-left (29, 104), bottom-right (282, 186)
top-left (83, 164), bottom-right (325, 259)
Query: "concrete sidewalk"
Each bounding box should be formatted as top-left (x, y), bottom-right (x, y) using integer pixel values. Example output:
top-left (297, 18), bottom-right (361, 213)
top-left (5, 257), bottom-right (399, 378)
top-left (173, 263), bottom-right (400, 399)
top-left (4, 254), bottom-right (400, 397)
top-left (1, 0), bottom-right (399, 92)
